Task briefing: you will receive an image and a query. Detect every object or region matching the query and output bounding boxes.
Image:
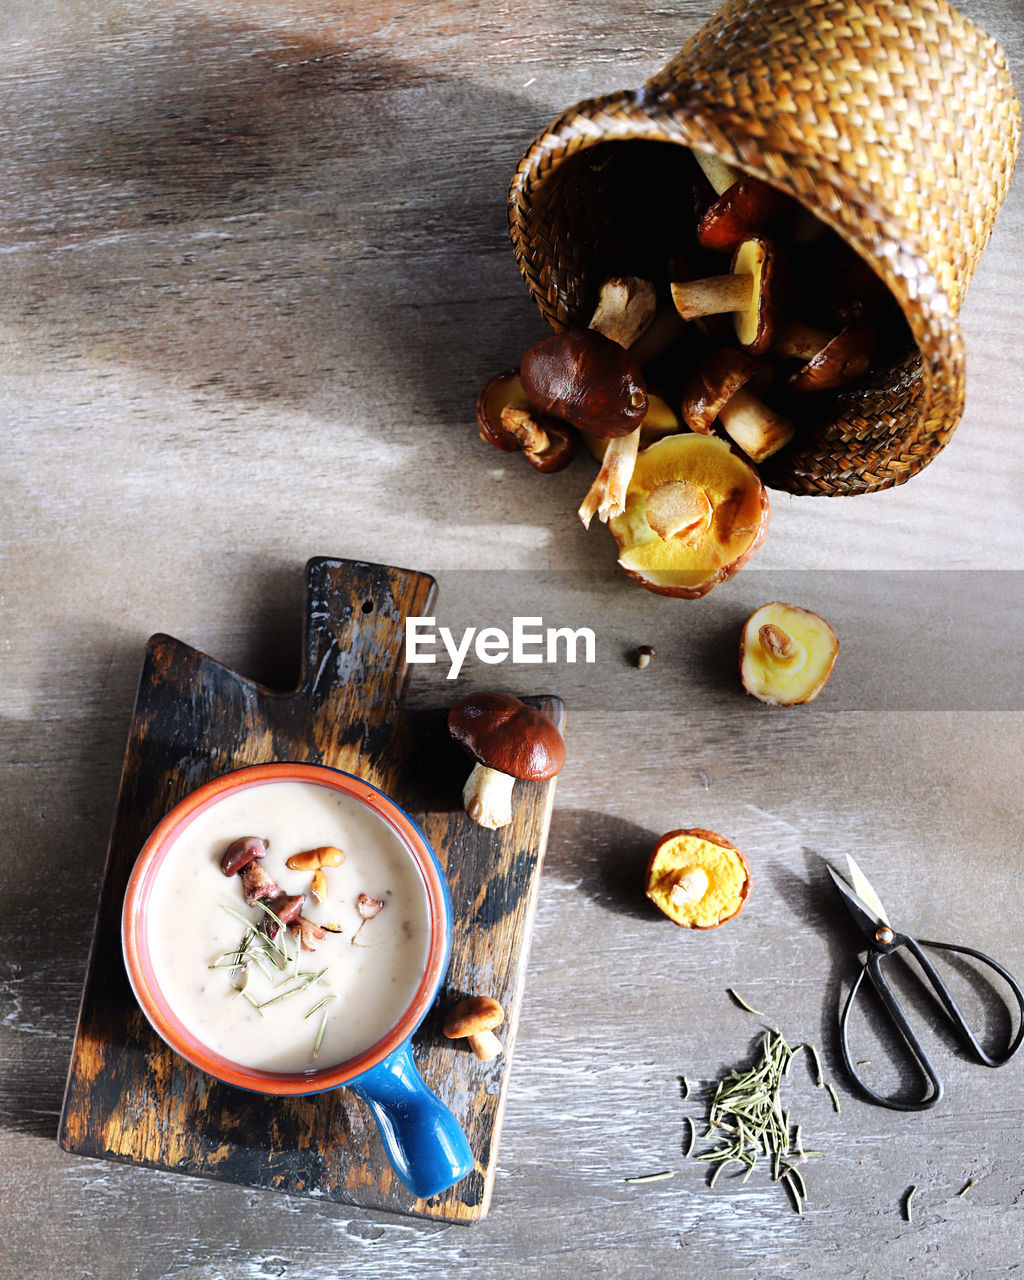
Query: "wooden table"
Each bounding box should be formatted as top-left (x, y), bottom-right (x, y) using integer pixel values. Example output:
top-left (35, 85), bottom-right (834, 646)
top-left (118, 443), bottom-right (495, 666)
top-left (2, 1), bottom-right (1022, 1276)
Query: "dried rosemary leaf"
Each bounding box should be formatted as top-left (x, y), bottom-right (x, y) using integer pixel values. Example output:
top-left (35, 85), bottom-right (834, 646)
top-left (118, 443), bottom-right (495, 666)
top-left (727, 988), bottom-right (765, 1017)
top-left (804, 1041), bottom-right (825, 1089)
top-left (312, 1009), bottom-right (329, 1058)
top-left (304, 993), bottom-right (336, 1019)
top-left (624, 1171), bottom-right (675, 1184)
top-left (904, 1185), bottom-right (917, 1222)
top-left (957, 1179), bottom-right (977, 1197)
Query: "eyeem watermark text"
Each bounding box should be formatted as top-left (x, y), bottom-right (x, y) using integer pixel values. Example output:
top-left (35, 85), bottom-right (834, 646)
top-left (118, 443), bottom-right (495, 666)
top-left (405, 616), bottom-right (597, 680)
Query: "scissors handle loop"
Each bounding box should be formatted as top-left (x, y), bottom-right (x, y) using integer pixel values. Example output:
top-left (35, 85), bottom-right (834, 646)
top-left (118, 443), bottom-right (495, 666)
top-left (839, 940), bottom-right (943, 1111)
top-left (840, 933), bottom-right (1024, 1111)
top-left (914, 937), bottom-right (1024, 1067)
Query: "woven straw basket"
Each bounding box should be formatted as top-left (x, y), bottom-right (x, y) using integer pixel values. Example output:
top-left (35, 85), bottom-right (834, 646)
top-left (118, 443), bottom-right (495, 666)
top-left (508, 0), bottom-right (1019, 495)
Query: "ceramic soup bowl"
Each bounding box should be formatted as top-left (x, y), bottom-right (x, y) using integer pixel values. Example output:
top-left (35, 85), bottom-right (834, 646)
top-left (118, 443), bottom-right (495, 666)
top-left (122, 761), bottom-right (473, 1200)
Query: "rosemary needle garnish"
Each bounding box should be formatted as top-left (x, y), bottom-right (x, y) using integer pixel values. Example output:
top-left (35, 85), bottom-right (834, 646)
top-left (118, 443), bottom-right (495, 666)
top-left (624, 1171), bottom-right (675, 1184)
top-left (826, 1082), bottom-right (841, 1113)
top-left (904, 1184), bottom-right (917, 1222)
top-left (258, 980), bottom-right (309, 1009)
top-left (957, 1179), bottom-right (977, 1197)
top-left (304, 994), bottom-right (337, 1019)
top-left (312, 1009), bottom-right (329, 1058)
top-left (239, 987), bottom-right (264, 1016)
top-left (684, 1115), bottom-right (697, 1159)
top-left (727, 988), bottom-right (765, 1017)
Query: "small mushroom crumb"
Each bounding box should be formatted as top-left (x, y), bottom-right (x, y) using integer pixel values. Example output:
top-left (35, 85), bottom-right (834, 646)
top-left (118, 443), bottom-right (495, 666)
top-left (443, 996), bottom-right (506, 1061)
top-left (634, 645), bottom-right (657, 669)
top-left (291, 914), bottom-right (326, 952)
top-left (357, 893), bottom-right (385, 920)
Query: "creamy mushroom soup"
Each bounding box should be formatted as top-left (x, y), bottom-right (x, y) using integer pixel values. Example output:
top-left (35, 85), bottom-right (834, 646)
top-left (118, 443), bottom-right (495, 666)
top-left (147, 780), bottom-right (432, 1073)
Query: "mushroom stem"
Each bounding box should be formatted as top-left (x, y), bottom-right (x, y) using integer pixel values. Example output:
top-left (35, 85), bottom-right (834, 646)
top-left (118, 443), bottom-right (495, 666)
top-left (578, 428), bottom-right (640, 528)
top-left (467, 1029), bottom-right (503, 1061)
top-left (693, 150), bottom-right (740, 195)
top-left (670, 867), bottom-right (710, 907)
top-left (758, 623), bottom-right (806, 669)
top-left (589, 277), bottom-right (657, 348)
top-left (644, 480), bottom-right (713, 542)
top-left (463, 762), bottom-right (517, 829)
top-left (717, 389), bottom-right (794, 463)
top-left (500, 405), bottom-right (553, 455)
top-left (671, 273), bottom-right (753, 321)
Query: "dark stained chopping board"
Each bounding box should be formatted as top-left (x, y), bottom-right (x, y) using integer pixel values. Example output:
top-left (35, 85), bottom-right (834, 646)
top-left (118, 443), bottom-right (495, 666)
top-left (58, 557), bottom-right (564, 1222)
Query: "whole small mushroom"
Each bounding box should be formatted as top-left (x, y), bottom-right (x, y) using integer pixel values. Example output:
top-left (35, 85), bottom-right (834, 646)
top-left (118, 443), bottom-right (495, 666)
top-left (443, 996), bottom-right (505, 1060)
top-left (671, 236), bottom-right (783, 356)
top-left (680, 348), bottom-right (794, 463)
top-left (476, 370), bottom-right (578, 473)
top-left (739, 601), bottom-right (839, 705)
top-left (519, 328), bottom-right (647, 439)
top-left (576, 275), bottom-right (658, 529)
top-left (448, 692), bottom-right (566, 830)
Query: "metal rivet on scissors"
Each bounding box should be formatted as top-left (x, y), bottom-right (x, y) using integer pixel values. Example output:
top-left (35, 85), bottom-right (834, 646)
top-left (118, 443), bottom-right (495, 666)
top-left (828, 854), bottom-right (1024, 1112)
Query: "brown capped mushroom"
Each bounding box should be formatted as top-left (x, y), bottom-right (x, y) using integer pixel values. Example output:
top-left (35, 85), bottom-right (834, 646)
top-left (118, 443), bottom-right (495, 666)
top-left (476, 370), bottom-right (578, 472)
top-left (776, 320), bottom-right (876, 393)
top-left (576, 277), bottom-right (658, 529)
top-left (443, 996), bottom-right (505, 1060)
top-left (696, 176), bottom-right (795, 255)
top-left (448, 692), bottom-right (565, 830)
top-left (519, 329), bottom-right (647, 439)
top-left (670, 237), bottom-right (782, 356)
top-left (680, 348), bottom-right (794, 463)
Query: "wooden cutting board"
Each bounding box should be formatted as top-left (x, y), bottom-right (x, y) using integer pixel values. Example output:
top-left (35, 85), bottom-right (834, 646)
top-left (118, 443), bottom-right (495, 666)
top-left (58, 557), bottom-right (564, 1222)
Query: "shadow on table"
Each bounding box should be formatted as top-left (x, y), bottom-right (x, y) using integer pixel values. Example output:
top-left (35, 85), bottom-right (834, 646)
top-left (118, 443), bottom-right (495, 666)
top-left (4, 15), bottom-right (570, 464)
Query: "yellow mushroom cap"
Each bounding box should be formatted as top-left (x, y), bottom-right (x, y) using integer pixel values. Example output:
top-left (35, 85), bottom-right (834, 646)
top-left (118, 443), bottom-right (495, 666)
top-left (740, 602), bottom-right (839, 705)
top-left (645, 829), bottom-right (751, 929)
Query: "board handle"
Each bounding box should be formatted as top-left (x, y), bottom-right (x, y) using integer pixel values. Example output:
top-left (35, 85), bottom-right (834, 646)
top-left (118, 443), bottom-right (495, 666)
top-left (349, 1040), bottom-right (474, 1200)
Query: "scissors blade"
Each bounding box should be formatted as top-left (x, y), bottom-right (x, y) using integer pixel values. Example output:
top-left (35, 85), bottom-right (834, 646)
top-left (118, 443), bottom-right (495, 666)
top-left (827, 863), bottom-right (888, 943)
top-left (845, 854), bottom-right (890, 927)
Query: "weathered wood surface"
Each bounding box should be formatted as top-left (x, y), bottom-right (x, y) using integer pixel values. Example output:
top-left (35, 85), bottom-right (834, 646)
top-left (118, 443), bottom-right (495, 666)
top-left (58, 557), bottom-right (563, 1221)
top-left (2, 0), bottom-right (1023, 1276)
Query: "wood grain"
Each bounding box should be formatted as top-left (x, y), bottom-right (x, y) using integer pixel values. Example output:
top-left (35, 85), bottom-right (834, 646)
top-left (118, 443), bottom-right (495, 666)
top-left (2, 0), bottom-right (1023, 1275)
top-left (57, 556), bottom-right (564, 1221)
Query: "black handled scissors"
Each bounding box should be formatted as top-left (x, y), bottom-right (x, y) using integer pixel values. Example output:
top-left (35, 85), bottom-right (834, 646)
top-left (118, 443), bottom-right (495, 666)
top-left (828, 855), bottom-right (1024, 1111)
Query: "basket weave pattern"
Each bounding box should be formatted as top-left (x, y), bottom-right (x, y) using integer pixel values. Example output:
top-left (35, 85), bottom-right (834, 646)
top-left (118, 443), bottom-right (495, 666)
top-left (508, 0), bottom-right (1019, 495)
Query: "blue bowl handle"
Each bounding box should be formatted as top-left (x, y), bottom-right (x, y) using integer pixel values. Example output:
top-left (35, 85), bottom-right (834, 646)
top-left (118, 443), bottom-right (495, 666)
top-left (349, 1040), bottom-right (474, 1199)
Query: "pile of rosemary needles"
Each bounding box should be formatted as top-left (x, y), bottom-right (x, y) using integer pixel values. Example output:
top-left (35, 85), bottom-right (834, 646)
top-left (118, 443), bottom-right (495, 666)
top-left (686, 992), bottom-right (840, 1213)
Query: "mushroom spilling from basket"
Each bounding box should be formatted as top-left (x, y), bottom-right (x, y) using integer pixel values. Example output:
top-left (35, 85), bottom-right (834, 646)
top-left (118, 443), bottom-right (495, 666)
top-left (477, 151), bottom-right (909, 596)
